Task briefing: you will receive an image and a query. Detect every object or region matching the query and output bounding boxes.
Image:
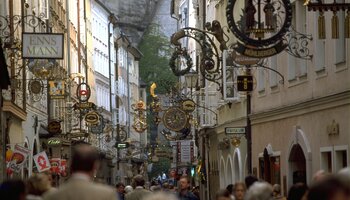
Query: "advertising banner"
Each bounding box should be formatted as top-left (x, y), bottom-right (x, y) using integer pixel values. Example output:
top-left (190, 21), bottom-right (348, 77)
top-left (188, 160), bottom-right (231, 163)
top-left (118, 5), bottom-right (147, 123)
top-left (7, 144), bottom-right (30, 173)
top-left (33, 151), bottom-right (51, 172)
top-left (50, 158), bottom-right (61, 174)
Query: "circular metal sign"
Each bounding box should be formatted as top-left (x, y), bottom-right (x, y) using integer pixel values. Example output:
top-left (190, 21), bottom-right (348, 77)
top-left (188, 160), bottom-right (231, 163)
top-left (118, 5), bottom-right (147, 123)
top-left (226, 0), bottom-right (292, 58)
top-left (226, 0), bottom-right (292, 47)
top-left (85, 111), bottom-right (100, 125)
top-left (29, 80), bottom-right (43, 94)
top-left (76, 83), bottom-right (91, 102)
top-left (182, 99), bottom-right (196, 112)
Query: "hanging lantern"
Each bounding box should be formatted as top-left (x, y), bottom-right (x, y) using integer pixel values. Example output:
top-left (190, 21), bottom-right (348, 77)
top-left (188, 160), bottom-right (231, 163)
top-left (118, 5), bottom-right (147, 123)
top-left (231, 137), bottom-right (241, 147)
top-left (318, 11), bottom-right (326, 39)
top-left (332, 11), bottom-right (339, 39)
top-left (345, 10), bottom-right (350, 38)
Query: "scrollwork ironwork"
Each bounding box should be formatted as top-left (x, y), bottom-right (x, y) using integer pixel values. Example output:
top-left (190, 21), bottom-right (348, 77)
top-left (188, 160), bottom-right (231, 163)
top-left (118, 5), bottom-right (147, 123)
top-left (170, 21), bottom-right (229, 87)
top-left (284, 26), bottom-right (313, 60)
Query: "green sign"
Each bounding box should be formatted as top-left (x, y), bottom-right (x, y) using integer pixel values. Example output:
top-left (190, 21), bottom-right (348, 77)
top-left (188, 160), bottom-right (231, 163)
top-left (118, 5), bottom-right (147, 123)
top-left (225, 127), bottom-right (246, 135)
top-left (115, 143), bottom-right (129, 149)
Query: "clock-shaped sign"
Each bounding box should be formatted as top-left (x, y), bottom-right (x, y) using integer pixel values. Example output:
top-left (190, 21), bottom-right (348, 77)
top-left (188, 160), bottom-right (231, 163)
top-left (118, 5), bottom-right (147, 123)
top-left (162, 107), bottom-right (188, 132)
top-left (226, 0), bottom-right (292, 58)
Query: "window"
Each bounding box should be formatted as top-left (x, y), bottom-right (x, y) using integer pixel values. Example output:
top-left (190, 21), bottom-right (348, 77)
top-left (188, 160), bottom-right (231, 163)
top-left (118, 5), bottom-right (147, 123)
top-left (258, 151), bottom-right (281, 185)
top-left (258, 68), bottom-right (265, 92)
top-left (320, 147), bottom-right (333, 173)
top-left (314, 12), bottom-right (326, 71)
top-left (335, 0), bottom-right (346, 64)
top-left (288, 3), bottom-right (297, 81)
top-left (269, 56), bottom-right (278, 87)
top-left (334, 146), bottom-right (348, 172)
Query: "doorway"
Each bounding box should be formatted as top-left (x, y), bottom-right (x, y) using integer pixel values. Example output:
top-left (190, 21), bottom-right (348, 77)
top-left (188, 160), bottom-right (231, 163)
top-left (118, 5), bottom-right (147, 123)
top-left (288, 144), bottom-right (306, 184)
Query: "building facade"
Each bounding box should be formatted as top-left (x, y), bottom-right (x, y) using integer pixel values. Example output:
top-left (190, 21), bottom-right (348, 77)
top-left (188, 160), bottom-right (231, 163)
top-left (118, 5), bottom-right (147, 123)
top-left (250, 0), bottom-right (350, 194)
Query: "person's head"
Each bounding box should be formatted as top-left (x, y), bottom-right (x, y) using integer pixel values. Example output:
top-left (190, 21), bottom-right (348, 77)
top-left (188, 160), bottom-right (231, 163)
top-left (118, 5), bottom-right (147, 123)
top-left (312, 170), bottom-right (328, 183)
top-left (142, 192), bottom-right (178, 200)
top-left (287, 182), bottom-right (308, 200)
top-left (234, 182), bottom-right (246, 200)
top-left (27, 173), bottom-right (52, 196)
top-left (125, 185), bottom-right (133, 194)
top-left (70, 144), bottom-right (100, 177)
top-left (245, 182), bottom-right (274, 200)
top-left (245, 175), bottom-right (258, 189)
top-left (226, 184), bottom-right (234, 194)
top-left (272, 184), bottom-right (282, 197)
top-left (133, 174), bottom-right (145, 188)
top-left (116, 182), bottom-right (125, 193)
top-left (179, 176), bottom-right (191, 191)
top-left (163, 182), bottom-right (169, 189)
top-left (42, 171), bottom-right (54, 186)
top-left (308, 175), bottom-right (350, 200)
top-left (216, 189), bottom-right (231, 200)
top-left (0, 179), bottom-right (26, 200)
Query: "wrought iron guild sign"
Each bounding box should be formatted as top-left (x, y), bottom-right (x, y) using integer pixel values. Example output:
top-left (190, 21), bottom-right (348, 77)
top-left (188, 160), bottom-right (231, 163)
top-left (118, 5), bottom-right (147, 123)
top-left (169, 21), bottom-right (229, 86)
top-left (226, 0), bottom-right (293, 58)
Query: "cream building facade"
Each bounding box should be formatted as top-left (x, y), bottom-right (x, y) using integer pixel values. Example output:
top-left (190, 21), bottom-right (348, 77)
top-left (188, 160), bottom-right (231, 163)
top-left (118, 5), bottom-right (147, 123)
top-left (250, 0), bottom-right (350, 194)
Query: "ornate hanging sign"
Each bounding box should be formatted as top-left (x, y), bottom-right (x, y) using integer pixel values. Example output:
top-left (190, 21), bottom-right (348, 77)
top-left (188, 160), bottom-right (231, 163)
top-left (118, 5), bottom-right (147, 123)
top-left (49, 80), bottom-right (65, 99)
top-left (132, 101), bottom-right (148, 133)
top-left (76, 83), bottom-right (91, 102)
top-left (48, 120), bottom-right (61, 135)
top-left (85, 111), bottom-right (100, 125)
top-left (226, 0), bottom-right (292, 58)
top-left (163, 107), bottom-right (189, 132)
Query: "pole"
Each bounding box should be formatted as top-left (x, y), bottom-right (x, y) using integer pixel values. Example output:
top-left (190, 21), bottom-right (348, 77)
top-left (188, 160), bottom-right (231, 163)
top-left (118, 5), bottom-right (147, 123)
top-left (246, 66), bottom-right (252, 174)
top-left (115, 42), bottom-right (120, 170)
top-left (0, 85), bottom-right (5, 181)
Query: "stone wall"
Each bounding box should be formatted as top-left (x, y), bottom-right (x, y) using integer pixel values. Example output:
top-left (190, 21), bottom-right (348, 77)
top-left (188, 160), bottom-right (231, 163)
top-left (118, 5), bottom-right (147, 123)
top-left (100, 0), bottom-right (159, 46)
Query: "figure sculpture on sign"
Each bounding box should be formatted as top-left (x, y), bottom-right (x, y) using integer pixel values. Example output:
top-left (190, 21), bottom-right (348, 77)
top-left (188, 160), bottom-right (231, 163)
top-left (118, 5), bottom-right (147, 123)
top-left (264, 0), bottom-right (275, 29)
top-left (245, 0), bottom-right (256, 30)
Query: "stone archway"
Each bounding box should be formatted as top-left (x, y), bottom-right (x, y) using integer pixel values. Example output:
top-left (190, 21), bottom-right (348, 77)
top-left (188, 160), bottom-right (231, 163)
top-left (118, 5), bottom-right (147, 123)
top-left (287, 126), bottom-right (312, 188)
top-left (233, 148), bottom-right (242, 182)
top-left (220, 156), bottom-right (226, 188)
top-left (289, 144), bottom-right (306, 184)
top-left (226, 156), bottom-right (233, 185)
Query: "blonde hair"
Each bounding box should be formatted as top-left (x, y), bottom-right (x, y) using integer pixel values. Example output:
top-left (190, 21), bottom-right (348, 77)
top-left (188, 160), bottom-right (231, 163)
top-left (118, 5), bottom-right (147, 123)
top-left (27, 173), bottom-right (51, 195)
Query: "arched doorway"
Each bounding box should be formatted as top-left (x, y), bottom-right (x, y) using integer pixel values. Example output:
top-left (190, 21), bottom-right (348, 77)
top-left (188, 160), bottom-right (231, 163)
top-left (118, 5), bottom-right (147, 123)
top-left (289, 144), bottom-right (306, 184)
top-left (233, 149), bottom-right (241, 182)
top-left (226, 156), bottom-right (233, 185)
top-left (287, 126), bottom-right (311, 188)
top-left (220, 157), bottom-right (226, 188)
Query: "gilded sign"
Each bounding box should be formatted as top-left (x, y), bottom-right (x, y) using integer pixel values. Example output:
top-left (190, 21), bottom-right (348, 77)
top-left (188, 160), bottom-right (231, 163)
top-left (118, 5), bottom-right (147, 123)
top-left (236, 41), bottom-right (287, 58)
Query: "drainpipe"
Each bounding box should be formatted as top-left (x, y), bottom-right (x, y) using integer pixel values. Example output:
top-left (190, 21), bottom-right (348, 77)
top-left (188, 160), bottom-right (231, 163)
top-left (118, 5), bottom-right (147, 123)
top-left (66, 0), bottom-right (71, 102)
top-left (83, 0), bottom-right (88, 84)
top-left (77, 0), bottom-right (81, 83)
top-left (126, 46), bottom-right (130, 138)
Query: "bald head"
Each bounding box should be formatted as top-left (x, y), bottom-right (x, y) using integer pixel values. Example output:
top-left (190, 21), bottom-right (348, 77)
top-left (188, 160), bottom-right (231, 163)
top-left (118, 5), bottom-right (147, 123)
top-left (71, 144), bottom-right (99, 174)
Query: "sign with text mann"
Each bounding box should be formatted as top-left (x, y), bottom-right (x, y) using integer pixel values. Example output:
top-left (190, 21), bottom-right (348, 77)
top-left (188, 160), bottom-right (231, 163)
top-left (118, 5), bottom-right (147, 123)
top-left (22, 33), bottom-right (64, 59)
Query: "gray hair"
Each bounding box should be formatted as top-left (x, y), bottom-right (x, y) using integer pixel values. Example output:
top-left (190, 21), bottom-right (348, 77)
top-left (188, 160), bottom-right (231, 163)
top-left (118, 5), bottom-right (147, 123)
top-left (142, 192), bottom-right (179, 200)
top-left (245, 182), bottom-right (274, 200)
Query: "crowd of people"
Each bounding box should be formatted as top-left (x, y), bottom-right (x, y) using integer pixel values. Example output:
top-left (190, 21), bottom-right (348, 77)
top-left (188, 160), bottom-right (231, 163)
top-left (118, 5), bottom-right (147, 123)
top-left (0, 143), bottom-right (349, 200)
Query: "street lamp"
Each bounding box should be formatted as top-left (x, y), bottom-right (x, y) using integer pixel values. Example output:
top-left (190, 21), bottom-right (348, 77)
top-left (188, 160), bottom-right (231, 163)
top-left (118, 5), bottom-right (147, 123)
top-left (184, 69), bottom-right (198, 97)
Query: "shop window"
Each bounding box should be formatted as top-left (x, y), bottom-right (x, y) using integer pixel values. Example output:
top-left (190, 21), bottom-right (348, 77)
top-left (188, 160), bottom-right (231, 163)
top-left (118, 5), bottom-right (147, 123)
top-left (259, 149), bottom-right (281, 185)
top-left (334, 146), bottom-right (348, 172)
top-left (320, 150), bottom-right (332, 173)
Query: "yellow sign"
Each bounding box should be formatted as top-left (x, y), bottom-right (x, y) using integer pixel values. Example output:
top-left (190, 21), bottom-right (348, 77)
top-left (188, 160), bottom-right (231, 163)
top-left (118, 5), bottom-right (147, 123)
top-left (49, 80), bottom-right (65, 99)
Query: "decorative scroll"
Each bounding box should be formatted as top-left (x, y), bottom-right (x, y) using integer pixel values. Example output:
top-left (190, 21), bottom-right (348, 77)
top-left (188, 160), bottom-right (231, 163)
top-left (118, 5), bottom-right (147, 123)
top-left (284, 26), bottom-right (313, 60)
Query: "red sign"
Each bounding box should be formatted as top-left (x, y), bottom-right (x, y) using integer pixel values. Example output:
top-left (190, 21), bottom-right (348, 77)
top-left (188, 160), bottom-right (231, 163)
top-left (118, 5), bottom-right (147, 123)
top-left (34, 151), bottom-right (51, 172)
top-left (50, 158), bottom-right (61, 174)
